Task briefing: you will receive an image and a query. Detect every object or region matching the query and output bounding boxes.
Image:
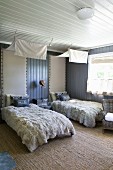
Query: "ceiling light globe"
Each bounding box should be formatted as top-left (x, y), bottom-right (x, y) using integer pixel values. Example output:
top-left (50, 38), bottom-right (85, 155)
top-left (76, 7), bottom-right (94, 20)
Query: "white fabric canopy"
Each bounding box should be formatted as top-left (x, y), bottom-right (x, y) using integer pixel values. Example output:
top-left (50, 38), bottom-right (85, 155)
top-left (56, 51), bottom-right (69, 57)
top-left (88, 52), bottom-right (113, 64)
top-left (56, 49), bottom-right (88, 63)
top-left (68, 49), bottom-right (88, 63)
top-left (6, 38), bottom-right (47, 60)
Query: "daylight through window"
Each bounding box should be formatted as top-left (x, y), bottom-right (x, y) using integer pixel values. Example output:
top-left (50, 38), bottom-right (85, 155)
top-left (87, 54), bottom-right (113, 94)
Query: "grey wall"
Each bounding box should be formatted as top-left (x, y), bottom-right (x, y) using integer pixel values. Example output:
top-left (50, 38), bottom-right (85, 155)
top-left (27, 57), bottom-right (49, 102)
top-left (66, 62), bottom-right (88, 99)
top-left (27, 51), bottom-right (61, 102)
top-left (89, 45), bottom-right (113, 54)
top-left (66, 45), bottom-right (113, 103)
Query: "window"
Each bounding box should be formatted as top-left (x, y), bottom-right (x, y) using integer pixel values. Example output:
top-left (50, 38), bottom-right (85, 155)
top-left (87, 53), bottom-right (113, 95)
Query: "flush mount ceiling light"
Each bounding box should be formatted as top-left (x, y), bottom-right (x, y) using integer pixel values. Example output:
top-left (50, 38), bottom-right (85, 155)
top-left (76, 7), bottom-right (94, 20)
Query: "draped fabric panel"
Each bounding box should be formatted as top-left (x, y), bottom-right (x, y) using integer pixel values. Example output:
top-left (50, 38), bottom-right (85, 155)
top-left (56, 51), bottom-right (69, 58)
top-left (68, 49), bottom-right (88, 63)
top-left (56, 49), bottom-right (88, 63)
top-left (6, 39), bottom-right (47, 60)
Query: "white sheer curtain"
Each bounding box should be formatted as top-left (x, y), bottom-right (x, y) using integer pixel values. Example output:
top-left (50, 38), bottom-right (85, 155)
top-left (87, 52), bottom-right (113, 95)
top-left (87, 79), bottom-right (113, 95)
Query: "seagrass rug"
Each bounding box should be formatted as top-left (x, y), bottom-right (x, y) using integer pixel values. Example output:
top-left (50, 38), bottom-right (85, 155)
top-left (0, 121), bottom-right (113, 170)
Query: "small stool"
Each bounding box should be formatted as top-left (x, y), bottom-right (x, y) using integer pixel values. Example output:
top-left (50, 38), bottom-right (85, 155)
top-left (102, 99), bottom-right (113, 133)
top-left (102, 119), bottom-right (113, 133)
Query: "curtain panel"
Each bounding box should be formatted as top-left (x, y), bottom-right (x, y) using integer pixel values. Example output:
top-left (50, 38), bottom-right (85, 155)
top-left (87, 79), bottom-right (113, 95)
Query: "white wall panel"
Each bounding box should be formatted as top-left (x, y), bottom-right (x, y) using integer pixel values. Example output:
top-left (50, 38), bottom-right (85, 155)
top-left (49, 56), bottom-right (65, 92)
top-left (3, 50), bottom-right (26, 95)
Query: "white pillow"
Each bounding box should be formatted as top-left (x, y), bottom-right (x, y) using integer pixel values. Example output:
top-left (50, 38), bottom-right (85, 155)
top-left (4, 94), bottom-right (29, 107)
top-left (105, 112), bottom-right (113, 121)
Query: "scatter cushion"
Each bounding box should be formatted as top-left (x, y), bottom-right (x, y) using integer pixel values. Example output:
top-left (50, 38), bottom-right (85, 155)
top-left (60, 93), bottom-right (70, 101)
top-left (55, 91), bottom-right (67, 100)
top-left (10, 96), bottom-right (29, 107)
top-left (5, 94), bottom-right (12, 106)
top-left (105, 112), bottom-right (113, 121)
top-left (5, 94), bottom-right (29, 107)
top-left (49, 92), bottom-right (57, 102)
top-left (50, 91), bottom-right (68, 102)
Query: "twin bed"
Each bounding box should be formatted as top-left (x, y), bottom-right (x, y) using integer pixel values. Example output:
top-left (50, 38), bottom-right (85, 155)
top-left (51, 99), bottom-right (104, 128)
top-left (1, 95), bottom-right (75, 152)
top-left (1, 94), bottom-right (104, 152)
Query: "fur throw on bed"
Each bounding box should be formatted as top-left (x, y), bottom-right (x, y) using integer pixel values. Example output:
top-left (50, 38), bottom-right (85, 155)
top-left (1, 104), bottom-right (75, 152)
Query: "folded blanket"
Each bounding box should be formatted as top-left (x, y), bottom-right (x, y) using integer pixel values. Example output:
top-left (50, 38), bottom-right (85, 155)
top-left (105, 112), bottom-right (113, 121)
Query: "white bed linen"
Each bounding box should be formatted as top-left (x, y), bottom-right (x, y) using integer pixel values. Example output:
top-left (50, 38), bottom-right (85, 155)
top-left (1, 104), bottom-right (75, 152)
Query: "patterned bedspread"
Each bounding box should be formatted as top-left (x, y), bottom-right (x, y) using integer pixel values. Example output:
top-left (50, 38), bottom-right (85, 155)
top-left (52, 99), bottom-right (104, 128)
top-left (1, 104), bottom-right (75, 152)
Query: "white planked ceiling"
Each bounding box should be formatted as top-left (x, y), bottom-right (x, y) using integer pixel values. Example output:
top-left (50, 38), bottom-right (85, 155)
top-left (0, 0), bottom-right (113, 52)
